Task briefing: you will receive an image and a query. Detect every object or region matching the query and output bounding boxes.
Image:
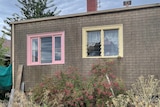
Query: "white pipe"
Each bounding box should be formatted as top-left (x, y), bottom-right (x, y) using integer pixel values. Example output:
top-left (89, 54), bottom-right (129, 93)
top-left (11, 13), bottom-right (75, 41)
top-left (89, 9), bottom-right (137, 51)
top-left (106, 74), bottom-right (115, 96)
top-left (11, 24), bottom-right (14, 89)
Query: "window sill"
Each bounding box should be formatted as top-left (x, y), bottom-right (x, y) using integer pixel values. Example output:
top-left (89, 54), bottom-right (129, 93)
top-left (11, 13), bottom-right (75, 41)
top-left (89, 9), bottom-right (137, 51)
top-left (82, 56), bottom-right (123, 59)
top-left (27, 62), bottom-right (65, 66)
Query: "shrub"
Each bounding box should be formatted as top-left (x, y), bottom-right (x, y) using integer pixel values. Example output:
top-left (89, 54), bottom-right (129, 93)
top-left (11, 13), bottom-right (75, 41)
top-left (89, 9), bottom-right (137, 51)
top-left (127, 75), bottom-right (160, 107)
top-left (106, 94), bottom-right (130, 107)
top-left (108, 75), bottom-right (160, 107)
top-left (0, 90), bottom-right (39, 107)
top-left (12, 90), bottom-right (39, 107)
top-left (0, 35), bottom-right (8, 66)
top-left (0, 100), bottom-right (7, 107)
top-left (31, 60), bottom-right (125, 107)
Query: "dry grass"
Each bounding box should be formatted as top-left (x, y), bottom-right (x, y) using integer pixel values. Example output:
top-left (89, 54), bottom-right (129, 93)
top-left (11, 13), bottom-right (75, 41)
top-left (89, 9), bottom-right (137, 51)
top-left (107, 75), bottom-right (160, 107)
top-left (0, 90), bottom-right (39, 107)
top-left (12, 90), bottom-right (39, 107)
top-left (0, 90), bottom-right (64, 107)
top-left (0, 100), bottom-right (8, 107)
top-left (127, 75), bottom-right (160, 107)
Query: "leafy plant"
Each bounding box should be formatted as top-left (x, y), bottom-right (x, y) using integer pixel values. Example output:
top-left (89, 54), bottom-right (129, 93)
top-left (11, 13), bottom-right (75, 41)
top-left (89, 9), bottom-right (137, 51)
top-left (2, 0), bottom-right (61, 36)
top-left (0, 35), bottom-right (8, 66)
top-left (31, 60), bottom-right (125, 107)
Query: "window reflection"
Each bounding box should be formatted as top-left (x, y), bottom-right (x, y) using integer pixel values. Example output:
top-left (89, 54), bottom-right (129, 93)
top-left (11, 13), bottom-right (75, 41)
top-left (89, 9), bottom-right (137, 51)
top-left (41, 37), bottom-right (52, 63)
top-left (87, 31), bottom-right (101, 56)
top-left (55, 37), bottom-right (61, 60)
top-left (32, 39), bottom-right (38, 62)
top-left (104, 29), bottom-right (118, 56)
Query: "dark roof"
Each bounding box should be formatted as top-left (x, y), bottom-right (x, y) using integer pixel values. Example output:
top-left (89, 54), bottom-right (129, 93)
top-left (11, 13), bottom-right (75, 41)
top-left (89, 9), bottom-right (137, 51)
top-left (11, 3), bottom-right (160, 25)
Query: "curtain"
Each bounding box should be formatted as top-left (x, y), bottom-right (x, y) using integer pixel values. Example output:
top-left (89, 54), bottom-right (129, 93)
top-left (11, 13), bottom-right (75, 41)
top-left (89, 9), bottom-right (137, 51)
top-left (32, 39), bottom-right (38, 62)
top-left (104, 29), bottom-right (118, 56)
top-left (87, 31), bottom-right (101, 56)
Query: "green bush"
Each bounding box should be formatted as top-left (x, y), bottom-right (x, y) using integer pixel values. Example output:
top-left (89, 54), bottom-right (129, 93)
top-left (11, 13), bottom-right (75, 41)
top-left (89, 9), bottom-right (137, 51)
top-left (31, 60), bottom-right (125, 107)
top-left (0, 35), bottom-right (8, 66)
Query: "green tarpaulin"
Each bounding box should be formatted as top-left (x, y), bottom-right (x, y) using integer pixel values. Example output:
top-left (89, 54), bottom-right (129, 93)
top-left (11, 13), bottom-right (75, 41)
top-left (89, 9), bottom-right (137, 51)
top-left (0, 64), bottom-right (12, 90)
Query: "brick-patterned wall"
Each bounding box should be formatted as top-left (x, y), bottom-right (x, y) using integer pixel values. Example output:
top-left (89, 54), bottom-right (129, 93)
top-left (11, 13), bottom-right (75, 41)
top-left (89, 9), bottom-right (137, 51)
top-left (14, 5), bottom-right (160, 90)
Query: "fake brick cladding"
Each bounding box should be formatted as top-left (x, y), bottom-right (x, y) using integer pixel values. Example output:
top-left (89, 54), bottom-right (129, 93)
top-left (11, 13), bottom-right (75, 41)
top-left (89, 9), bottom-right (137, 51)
top-left (13, 5), bottom-right (160, 90)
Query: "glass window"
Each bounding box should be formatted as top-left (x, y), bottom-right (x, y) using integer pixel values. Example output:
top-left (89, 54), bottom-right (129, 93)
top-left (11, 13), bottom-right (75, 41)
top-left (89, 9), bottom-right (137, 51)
top-left (41, 37), bottom-right (52, 63)
top-left (87, 31), bottom-right (101, 56)
top-left (55, 37), bottom-right (61, 61)
top-left (32, 39), bottom-right (38, 62)
top-left (82, 24), bottom-right (123, 58)
top-left (27, 32), bottom-right (65, 65)
top-left (104, 29), bottom-right (118, 56)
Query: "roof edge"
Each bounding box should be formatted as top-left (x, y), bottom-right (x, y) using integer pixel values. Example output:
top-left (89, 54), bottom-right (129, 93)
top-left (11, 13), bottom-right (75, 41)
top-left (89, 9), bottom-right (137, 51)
top-left (11, 3), bottom-right (160, 25)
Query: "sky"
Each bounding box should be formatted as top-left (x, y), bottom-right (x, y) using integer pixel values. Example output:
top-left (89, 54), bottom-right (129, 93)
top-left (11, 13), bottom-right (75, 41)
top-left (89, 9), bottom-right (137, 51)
top-left (0, 0), bottom-right (160, 39)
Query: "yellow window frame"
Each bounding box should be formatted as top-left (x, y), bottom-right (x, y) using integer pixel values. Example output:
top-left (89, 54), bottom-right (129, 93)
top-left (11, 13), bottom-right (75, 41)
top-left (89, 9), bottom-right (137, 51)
top-left (82, 24), bottom-right (123, 58)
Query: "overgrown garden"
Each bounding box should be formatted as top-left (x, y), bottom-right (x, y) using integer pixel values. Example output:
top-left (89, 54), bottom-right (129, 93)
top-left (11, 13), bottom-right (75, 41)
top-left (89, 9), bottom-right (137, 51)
top-left (1, 60), bottom-right (159, 107)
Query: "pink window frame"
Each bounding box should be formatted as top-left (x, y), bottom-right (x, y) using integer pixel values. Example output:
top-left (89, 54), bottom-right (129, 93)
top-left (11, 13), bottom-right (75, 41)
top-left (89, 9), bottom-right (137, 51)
top-left (27, 31), bottom-right (65, 66)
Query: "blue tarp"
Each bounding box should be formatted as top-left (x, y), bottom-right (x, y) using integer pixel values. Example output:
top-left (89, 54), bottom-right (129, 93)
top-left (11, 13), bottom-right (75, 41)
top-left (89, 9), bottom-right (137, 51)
top-left (0, 64), bottom-right (12, 90)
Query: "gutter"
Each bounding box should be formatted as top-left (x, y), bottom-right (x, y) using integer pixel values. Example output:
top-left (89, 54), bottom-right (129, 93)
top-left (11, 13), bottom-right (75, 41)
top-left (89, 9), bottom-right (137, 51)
top-left (11, 24), bottom-right (14, 89)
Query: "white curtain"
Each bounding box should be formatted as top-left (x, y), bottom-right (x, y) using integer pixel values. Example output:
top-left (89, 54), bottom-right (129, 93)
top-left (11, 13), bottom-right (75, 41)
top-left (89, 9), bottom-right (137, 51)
top-left (104, 29), bottom-right (118, 56)
top-left (87, 31), bottom-right (101, 56)
top-left (87, 31), bottom-right (100, 46)
top-left (32, 39), bottom-right (38, 62)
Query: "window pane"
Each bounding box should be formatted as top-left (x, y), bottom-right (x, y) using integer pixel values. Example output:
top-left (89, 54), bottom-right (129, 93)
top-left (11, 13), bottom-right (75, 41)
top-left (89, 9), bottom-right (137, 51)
top-left (32, 39), bottom-right (38, 62)
top-left (55, 37), bottom-right (61, 60)
top-left (104, 29), bottom-right (118, 56)
top-left (41, 37), bottom-right (52, 63)
top-left (87, 31), bottom-right (101, 56)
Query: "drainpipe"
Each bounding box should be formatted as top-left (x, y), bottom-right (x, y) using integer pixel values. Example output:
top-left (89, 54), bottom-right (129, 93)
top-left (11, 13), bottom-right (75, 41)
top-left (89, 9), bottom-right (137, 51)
top-left (11, 24), bottom-right (14, 89)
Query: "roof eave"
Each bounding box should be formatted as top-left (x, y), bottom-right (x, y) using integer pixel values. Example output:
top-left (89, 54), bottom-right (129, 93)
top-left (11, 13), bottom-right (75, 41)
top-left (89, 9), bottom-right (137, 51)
top-left (11, 3), bottom-right (160, 25)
